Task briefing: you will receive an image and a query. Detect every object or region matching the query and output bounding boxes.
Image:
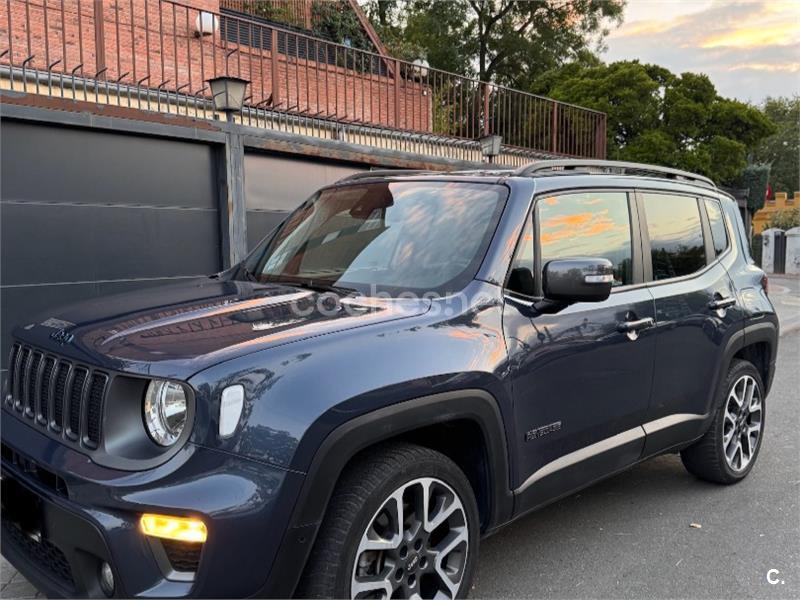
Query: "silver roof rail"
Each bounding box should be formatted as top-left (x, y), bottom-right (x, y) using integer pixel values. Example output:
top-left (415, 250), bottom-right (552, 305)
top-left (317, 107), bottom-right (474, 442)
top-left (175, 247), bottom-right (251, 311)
top-left (514, 159), bottom-right (716, 189)
top-left (336, 169), bottom-right (440, 182)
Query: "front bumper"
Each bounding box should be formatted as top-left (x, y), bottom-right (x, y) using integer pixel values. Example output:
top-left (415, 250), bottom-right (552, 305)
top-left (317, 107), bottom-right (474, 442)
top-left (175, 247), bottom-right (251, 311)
top-left (1, 415), bottom-right (306, 598)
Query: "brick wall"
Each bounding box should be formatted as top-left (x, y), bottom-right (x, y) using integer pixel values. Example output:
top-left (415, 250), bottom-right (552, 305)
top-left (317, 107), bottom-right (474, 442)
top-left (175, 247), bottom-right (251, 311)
top-left (0, 0), bottom-right (432, 131)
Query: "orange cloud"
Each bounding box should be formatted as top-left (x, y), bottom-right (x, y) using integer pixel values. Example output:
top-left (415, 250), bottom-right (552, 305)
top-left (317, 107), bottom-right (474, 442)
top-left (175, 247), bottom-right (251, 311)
top-left (543, 212), bottom-right (594, 229)
top-left (612, 15), bottom-right (690, 38)
top-left (701, 23), bottom-right (798, 49)
top-left (540, 200), bottom-right (631, 258)
top-left (584, 221), bottom-right (616, 236)
top-left (728, 62), bottom-right (800, 73)
top-left (540, 229), bottom-right (574, 245)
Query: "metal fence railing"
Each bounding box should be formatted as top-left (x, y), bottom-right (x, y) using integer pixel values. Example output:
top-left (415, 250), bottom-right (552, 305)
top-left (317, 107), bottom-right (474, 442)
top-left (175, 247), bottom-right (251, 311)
top-left (0, 0), bottom-right (607, 165)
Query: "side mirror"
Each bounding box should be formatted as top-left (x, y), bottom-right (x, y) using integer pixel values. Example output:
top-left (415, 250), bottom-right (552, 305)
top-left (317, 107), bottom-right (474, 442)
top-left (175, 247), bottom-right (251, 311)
top-left (543, 258), bottom-right (614, 303)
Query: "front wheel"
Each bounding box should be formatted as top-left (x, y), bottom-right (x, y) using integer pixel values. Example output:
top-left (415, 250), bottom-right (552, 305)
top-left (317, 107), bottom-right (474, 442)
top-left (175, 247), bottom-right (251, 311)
top-left (297, 443), bottom-right (480, 599)
top-left (681, 359), bottom-right (766, 484)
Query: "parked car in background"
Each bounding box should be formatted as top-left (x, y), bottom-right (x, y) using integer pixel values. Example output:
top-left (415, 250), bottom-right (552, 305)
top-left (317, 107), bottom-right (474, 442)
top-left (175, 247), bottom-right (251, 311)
top-left (1, 160), bottom-right (778, 598)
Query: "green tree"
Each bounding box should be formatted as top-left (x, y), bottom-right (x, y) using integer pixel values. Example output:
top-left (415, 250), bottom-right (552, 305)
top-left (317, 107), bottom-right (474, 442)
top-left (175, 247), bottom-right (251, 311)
top-left (534, 60), bottom-right (776, 185)
top-left (739, 164), bottom-right (771, 214)
top-left (766, 207), bottom-right (800, 230)
top-left (361, 0), bottom-right (624, 86)
top-left (752, 96), bottom-right (800, 194)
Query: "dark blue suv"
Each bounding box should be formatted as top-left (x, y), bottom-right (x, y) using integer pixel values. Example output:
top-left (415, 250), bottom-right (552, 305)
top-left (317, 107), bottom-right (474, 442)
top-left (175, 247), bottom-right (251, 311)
top-left (1, 160), bottom-right (778, 598)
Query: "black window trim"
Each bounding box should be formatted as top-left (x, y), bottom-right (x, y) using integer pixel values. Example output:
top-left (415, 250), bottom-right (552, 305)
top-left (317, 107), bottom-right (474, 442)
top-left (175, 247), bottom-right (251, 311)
top-left (502, 187), bottom-right (644, 300)
top-left (635, 188), bottom-right (733, 287)
top-left (698, 196), bottom-right (716, 266)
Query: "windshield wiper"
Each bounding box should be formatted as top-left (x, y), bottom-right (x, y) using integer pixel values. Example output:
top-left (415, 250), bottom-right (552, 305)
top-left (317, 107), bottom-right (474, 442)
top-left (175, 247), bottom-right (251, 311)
top-left (279, 279), bottom-right (360, 296)
top-left (238, 266), bottom-right (260, 282)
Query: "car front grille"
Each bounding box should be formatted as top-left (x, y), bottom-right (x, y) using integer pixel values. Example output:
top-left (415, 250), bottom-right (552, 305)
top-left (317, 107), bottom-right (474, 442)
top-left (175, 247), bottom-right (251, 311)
top-left (5, 343), bottom-right (109, 450)
top-left (161, 539), bottom-right (203, 573)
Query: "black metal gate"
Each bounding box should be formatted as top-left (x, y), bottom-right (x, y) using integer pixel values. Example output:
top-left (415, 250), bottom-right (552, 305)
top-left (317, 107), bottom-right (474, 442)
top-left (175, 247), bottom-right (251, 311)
top-left (774, 231), bottom-right (786, 274)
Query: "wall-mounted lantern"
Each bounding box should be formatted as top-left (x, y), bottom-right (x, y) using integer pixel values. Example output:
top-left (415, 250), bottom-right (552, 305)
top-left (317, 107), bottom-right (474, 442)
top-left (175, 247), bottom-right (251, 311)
top-left (479, 134), bottom-right (502, 163)
top-left (207, 76), bottom-right (249, 122)
top-left (194, 12), bottom-right (219, 37)
top-left (412, 58), bottom-right (430, 78)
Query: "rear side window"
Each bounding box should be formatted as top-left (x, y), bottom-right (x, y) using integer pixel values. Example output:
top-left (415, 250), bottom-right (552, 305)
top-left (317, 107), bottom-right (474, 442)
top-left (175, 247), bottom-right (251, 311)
top-left (643, 193), bottom-right (705, 280)
top-left (705, 198), bottom-right (729, 256)
top-left (538, 191), bottom-right (633, 286)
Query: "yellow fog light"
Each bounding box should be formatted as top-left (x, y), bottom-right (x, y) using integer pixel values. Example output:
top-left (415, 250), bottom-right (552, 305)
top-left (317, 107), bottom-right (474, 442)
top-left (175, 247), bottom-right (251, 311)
top-left (140, 514), bottom-right (207, 543)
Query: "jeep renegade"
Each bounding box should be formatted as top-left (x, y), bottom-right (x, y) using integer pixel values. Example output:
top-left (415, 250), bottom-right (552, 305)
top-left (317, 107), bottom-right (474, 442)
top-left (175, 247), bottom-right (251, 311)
top-left (1, 160), bottom-right (778, 598)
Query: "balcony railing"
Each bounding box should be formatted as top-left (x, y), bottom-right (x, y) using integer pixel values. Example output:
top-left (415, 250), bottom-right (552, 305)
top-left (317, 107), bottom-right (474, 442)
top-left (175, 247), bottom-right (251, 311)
top-left (0, 0), bottom-right (607, 165)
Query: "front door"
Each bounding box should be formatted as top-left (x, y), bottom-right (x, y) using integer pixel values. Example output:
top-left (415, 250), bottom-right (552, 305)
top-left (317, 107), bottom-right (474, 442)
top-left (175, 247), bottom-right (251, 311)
top-left (503, 190), bottom-right (655, 513)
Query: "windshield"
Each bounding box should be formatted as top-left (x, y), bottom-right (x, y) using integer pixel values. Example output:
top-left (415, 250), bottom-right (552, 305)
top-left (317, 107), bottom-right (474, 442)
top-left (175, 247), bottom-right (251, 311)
top-left (240, 181), bottom-right (507, 296)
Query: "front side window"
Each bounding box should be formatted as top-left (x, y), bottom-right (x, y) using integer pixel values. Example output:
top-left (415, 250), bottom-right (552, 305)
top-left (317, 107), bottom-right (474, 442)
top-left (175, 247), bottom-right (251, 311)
top-left (643, 193), bottom-right (705, 280)
top-left (705, 198), bottom-right (729, 256)
top-left (509, 214), bottom-right (534, 274)
top-left (242, 181), bottom-right (507, 296)
top-left (538, 191), bottom-right (634, 286)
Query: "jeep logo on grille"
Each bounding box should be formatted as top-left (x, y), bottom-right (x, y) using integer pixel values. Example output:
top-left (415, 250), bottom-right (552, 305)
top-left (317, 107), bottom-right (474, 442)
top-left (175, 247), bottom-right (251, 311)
top-left (50, 329), bottom-right (75, 345)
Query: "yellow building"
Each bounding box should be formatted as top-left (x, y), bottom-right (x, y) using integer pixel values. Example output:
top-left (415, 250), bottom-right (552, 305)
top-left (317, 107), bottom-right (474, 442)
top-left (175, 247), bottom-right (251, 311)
top-left (752, 191), bottom-right (799, 234)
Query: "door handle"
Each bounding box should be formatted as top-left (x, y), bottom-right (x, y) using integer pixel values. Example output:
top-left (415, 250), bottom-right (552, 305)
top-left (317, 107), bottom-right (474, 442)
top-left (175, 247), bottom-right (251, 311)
top-left (708, 296), bottom-right (736, 310)
top-left (617, 317), bottom-right (655, 340)
top-left (617, 317), bottom-right (655, 333)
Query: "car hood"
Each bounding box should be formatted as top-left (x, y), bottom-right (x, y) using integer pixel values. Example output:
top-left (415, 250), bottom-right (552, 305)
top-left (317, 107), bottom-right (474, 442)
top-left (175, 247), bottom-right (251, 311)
top-left (13, 278), bottom-right (432, 378)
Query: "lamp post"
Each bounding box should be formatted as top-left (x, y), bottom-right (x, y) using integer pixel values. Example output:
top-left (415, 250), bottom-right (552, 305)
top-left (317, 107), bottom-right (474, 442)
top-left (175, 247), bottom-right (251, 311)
top-left (207, 76), bottom-right (249, 122)
top-left (478, 134), bottom-right (502, 164)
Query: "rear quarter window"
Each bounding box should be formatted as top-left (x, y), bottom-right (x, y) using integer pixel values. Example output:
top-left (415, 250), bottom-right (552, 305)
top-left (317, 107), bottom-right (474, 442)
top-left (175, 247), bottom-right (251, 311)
top-left (705, 198), bottom-right (729, 256)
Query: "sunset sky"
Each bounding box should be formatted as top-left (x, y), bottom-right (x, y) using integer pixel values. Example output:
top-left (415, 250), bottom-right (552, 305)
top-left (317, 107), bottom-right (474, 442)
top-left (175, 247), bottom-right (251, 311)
top-left (603, 0), bottom-right (800, 104)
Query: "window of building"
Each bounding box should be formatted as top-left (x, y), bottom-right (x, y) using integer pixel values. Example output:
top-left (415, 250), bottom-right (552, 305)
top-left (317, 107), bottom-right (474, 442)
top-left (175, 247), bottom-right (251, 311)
top-left (538, 192), bottom-right (633, 287)
top-left (705, 198), bottom-right (729, 256)
top-left (643, 193), bottom-right (706, 280)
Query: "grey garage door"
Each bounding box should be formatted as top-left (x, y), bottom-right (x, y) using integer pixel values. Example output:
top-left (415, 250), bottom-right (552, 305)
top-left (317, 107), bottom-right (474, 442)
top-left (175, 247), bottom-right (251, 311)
top-left (244, 152), bottom-right (365, 250)
top-left (0, 121), bottom-right (221, 372)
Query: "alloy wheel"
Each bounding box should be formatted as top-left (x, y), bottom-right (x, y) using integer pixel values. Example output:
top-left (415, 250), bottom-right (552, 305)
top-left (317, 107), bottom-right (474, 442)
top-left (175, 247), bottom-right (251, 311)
top-left (722, 374), bottom-right (763, 472)
top-left (350, 477), bottom-right (469, 599)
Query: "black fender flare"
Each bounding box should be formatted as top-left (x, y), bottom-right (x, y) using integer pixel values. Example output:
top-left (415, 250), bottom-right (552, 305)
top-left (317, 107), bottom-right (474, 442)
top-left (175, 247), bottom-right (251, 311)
top-left (717, 319), bottom-right (779, 411)
top-left (258, 389), bottom-right (513, 598)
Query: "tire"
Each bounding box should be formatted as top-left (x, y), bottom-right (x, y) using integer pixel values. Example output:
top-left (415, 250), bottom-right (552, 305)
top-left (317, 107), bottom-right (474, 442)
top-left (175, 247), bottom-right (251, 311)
top-left (681, 359), bottom-right (766, 484)
top-left (296, 442), bottom-right (480, 599)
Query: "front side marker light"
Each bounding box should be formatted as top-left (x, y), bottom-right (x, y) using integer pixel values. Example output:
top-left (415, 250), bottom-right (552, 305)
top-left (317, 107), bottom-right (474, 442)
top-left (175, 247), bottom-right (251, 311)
top-left (219, 385), bottom-right (245, 438)
top-left (140, 514), bottom-right (207, 543)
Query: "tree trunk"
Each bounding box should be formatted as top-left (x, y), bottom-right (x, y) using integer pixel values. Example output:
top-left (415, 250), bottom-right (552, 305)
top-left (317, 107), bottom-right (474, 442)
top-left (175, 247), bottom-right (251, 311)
top-left (478, 4), bottom-right (487, 81)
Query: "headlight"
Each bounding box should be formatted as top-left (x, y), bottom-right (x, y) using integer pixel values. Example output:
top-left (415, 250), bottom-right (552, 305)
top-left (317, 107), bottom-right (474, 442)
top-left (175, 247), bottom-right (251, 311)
top-left (143, 380), bottom-right (187, 446)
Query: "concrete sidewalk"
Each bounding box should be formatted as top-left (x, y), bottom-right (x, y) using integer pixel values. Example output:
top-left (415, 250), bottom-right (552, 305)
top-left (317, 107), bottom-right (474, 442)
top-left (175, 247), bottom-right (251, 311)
top-left (769, 274), bottom-right (800, 336)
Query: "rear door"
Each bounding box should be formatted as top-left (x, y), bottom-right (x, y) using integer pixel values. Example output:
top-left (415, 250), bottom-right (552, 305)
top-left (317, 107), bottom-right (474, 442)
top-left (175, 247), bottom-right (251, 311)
top-left (503, 189), bottom-right (656, 511)
top-left (637, 191), bottom-right (741, 454)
